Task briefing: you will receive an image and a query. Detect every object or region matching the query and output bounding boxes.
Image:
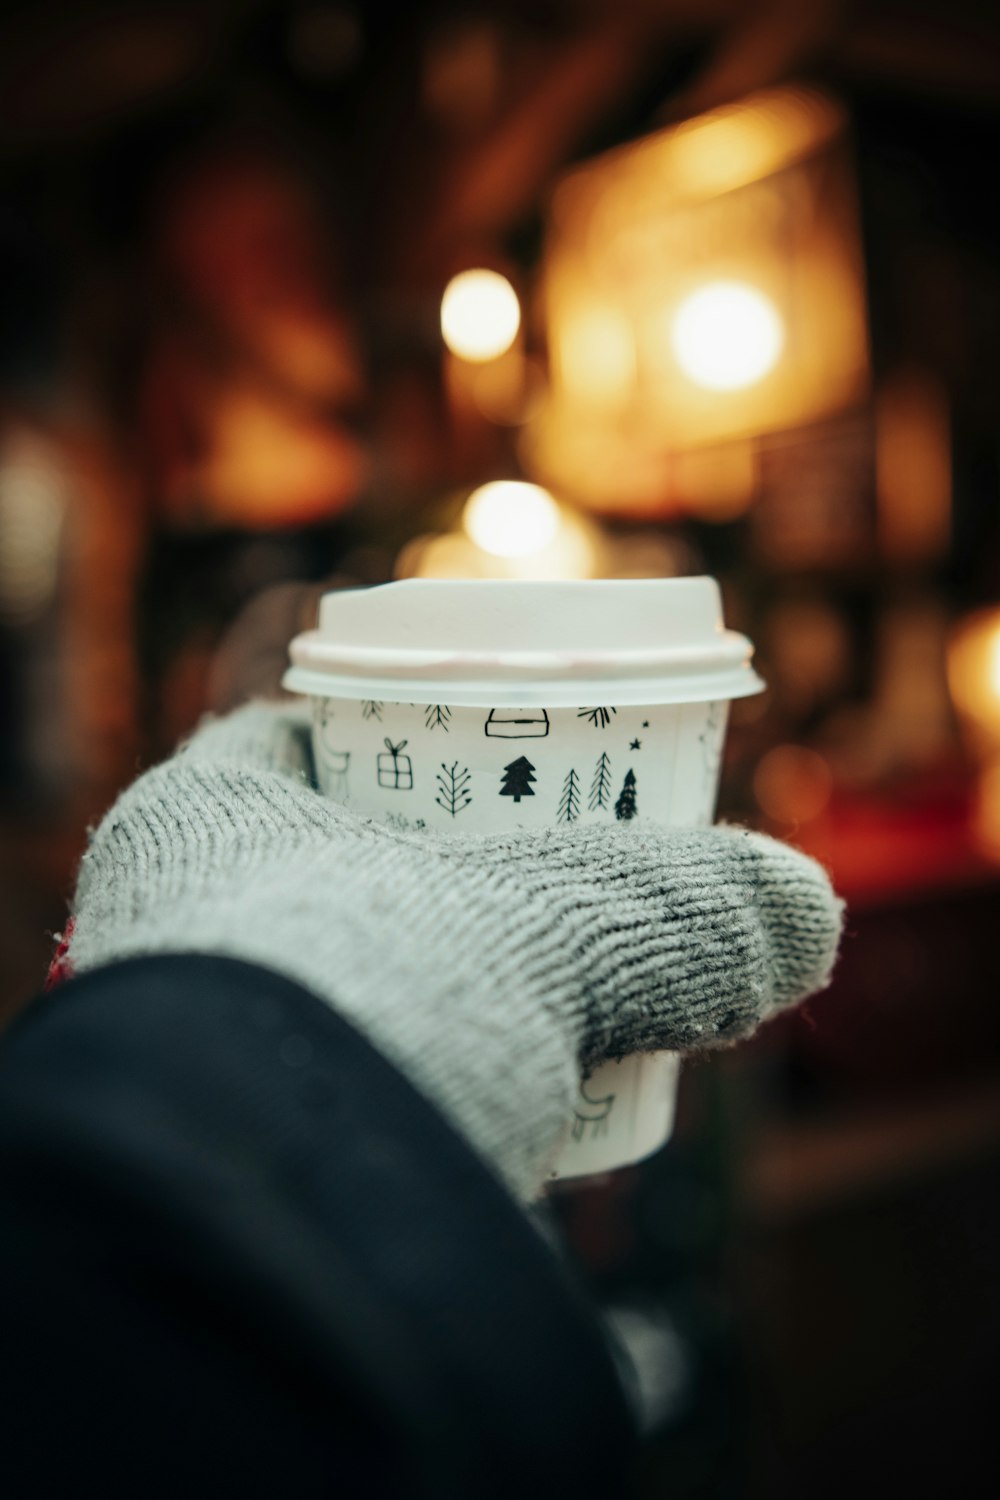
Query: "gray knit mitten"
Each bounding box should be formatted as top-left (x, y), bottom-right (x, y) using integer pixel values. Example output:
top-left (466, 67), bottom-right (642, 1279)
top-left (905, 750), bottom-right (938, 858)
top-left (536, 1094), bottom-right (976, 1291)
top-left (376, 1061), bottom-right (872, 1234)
top-left (68, 702), bottom-right (844, 1199)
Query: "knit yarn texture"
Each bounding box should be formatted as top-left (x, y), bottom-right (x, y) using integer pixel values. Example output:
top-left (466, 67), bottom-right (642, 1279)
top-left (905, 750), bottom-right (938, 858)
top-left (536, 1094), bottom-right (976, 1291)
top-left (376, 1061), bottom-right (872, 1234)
top-left (69, 703), bottom-right (844, 1199)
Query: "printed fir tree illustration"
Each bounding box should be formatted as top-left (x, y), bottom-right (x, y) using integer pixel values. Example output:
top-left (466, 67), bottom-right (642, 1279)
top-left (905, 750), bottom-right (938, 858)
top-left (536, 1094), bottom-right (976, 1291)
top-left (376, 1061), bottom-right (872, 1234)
top-left (557, 767), bottom-right (581, 823)
top-left (499, 756), bottom-right (537, 803)
top-left (361, 700), bottom-right (384, 721)
top-left (577, 706), bottom-right (617, 729)
top-left (435, 761), bottom-right (472, 817)
top-left (588, 751), bottom-right (612, 811)
top-left (425, 704), bottom-right (452, 732)
top-left (614, 768), bottom-right (638, 821)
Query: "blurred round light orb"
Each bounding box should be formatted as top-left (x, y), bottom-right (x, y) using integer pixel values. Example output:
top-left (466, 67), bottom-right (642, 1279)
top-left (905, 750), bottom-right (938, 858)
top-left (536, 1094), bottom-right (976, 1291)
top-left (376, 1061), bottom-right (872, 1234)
top-left (441, 270), bottom-right (521, 362)
top-left (463, 480), bottom-right (560, 558)
top-left (672, 281), bottom-right (784, 391)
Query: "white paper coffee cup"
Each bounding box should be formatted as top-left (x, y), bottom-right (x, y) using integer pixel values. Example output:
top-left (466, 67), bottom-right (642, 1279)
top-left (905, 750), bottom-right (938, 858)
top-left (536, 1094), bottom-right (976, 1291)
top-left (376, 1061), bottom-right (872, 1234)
top-left (284, 578), bottom-right (763, 1180)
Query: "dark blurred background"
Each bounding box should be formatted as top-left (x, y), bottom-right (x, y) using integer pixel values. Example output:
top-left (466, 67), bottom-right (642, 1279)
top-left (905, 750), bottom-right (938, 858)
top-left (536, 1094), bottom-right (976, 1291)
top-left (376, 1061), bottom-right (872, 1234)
top-left (1, 2), bottom-right (999, 1494)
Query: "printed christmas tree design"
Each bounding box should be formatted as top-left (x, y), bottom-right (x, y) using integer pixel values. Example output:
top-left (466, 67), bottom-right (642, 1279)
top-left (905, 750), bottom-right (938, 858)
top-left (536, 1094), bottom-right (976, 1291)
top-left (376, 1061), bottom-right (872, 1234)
top-left (361, 700), bottom-right (384, 722)
top-left (425, 704), bottom-right (452, 732)
top-left (557, 768), bottom-right (581, 823)
top-left (435, 761), bottom-right (472, 817)
top-left (499, 756), bottom-right (537, 803)
top-left (614, 768), bottom-right (638, 821)
top-left (577, 707), bottom-right (617, 729)
top-left (588, 752), bottom-right (612, 811)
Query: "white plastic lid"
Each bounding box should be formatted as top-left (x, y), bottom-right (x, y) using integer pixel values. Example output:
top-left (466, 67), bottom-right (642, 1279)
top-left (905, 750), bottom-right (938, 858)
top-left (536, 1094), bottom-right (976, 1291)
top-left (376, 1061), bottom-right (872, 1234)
top-left (283, 577), bottom-right (764, 707)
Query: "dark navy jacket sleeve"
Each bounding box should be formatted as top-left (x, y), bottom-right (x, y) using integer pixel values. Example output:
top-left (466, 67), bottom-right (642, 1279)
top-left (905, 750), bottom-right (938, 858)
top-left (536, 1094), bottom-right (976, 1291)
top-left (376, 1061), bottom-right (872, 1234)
top-left (0, 955), bottom-right (635, 1498)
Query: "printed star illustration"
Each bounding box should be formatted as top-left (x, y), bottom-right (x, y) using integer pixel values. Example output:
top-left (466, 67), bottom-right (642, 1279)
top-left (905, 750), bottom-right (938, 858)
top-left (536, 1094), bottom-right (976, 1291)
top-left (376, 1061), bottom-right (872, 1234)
top-left (629, 738), bottom-right (641, 750)
top-left (641, 720), bottom-right (649, 728)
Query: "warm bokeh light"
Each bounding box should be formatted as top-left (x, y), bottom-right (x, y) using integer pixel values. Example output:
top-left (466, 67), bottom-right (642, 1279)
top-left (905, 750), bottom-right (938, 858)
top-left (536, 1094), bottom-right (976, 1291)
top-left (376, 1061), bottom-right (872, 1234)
top-left (754, 744), bottom-right (834, 824)
top-left (441, 269), bottom-right (521, 362)
top-left (972, 758), bottom-right (1000, 862)
top-left (395, 532), bottom-right (493, 581)
top-left (463, 480), bottom-right (560, 558)
top-left (556, 304), bottom-right (635, 406)
top-left (0, 457), bottom-right (66, 623)
top-left (947, 607), bottom-right (1000, 749)
top-left (670, 441), bottom-right (756, 520)
top-left (469, 349), bottom-right (544, 427)
top-left (198, 384), bottom-right (368, 525)
top-left (876, 368), bottom-right (951, 563)
top-left (664, 87), bottom-right (844, 200)
top-left (671, 282), bottom-right (784, 391)
top-left (534, 86), bottom-right (868, 512)
top-left (397, 501), bottom-right (593, 582)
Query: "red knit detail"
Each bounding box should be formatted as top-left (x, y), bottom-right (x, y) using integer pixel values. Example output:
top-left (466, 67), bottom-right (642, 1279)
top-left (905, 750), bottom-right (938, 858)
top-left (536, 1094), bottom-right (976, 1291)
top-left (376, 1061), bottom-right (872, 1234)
top-left (44, 918), bottom-right (76, 991)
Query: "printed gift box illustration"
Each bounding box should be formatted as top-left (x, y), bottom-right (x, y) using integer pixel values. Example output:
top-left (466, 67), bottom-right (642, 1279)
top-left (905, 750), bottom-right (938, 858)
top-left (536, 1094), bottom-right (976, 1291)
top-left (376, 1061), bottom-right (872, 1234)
top-left (285, 578), bottom-right (763, 1180)
top-left (377, 738), bottom-right (413, 790)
